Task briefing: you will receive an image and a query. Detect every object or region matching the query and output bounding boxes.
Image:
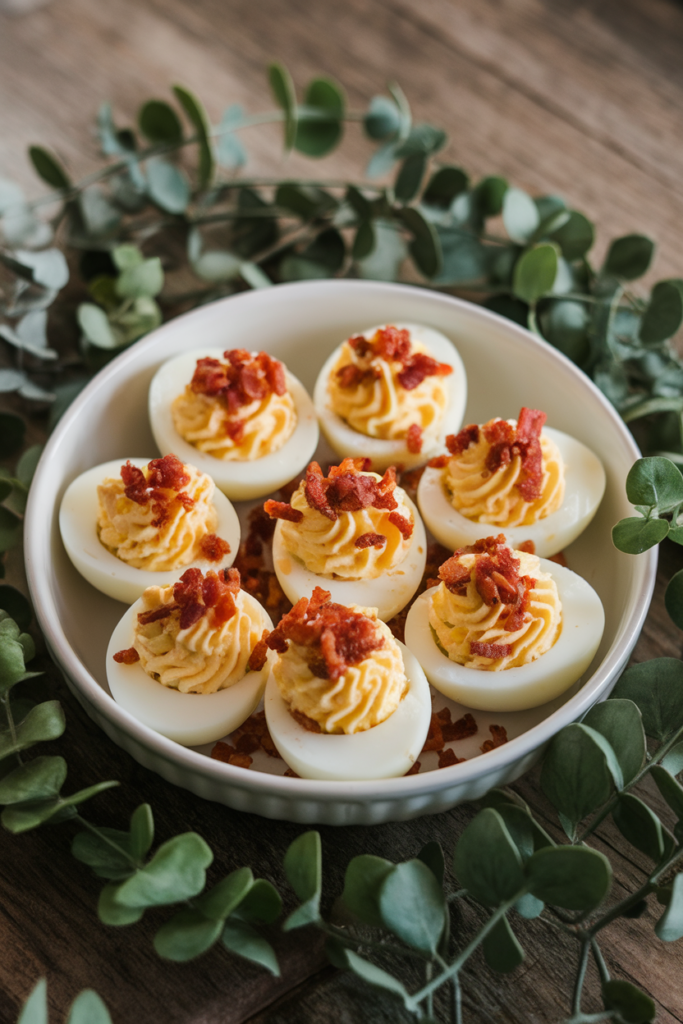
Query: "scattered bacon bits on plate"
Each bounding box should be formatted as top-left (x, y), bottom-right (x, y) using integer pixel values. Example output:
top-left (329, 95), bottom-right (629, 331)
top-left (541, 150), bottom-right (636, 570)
top-left (480, 724), bottom-right (509, 753)
top-left (404, 760), bottom-right (421, 776)
top-left (209, 741), bottom-right (253, 769)
top-left (113, 647), bottom-right (139, 664)
top-left (421, 713), bottom-right (445, 752)
top-left (440, 710), bottom-right (478, 743)
top-left (406, 423), bottom-right (423, 454)
top-left (199, 533), bottom-right (231, 561)
top-left (438, 749), bottom-right (465, 768)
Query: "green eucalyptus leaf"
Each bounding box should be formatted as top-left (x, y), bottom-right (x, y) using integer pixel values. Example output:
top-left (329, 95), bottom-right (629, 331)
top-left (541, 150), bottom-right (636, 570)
top-left (395, 123), bottom-right (446, 157)
top-left (540, 299), bottom-right (590, 365)
top-left (0, 588), bottom-right (32, 631)
top-left (0, 700), bottom-right (65, 758)
top-left (661, 741), bottom-right (683, 776)
top-left (602, 980), bottom-right (656, 1023)
top-left (195, 866), bottom-right (254, 921)
top-left (476, 176), bottom-right (508, 217)
top-left (18, 978), bottom-right (47, 1024)
top-left (422, 166), bottom-right (469, 208)
top-left (514, 893), bottom-right (544, 919)
top-left (233, 878), bottom-right (282, 924)
top-left (452, 808), bottom-right (524, 907)
top-left (540, 722), bottom-right (619, 829)
top-left (29, 146), bottom-right (70, 190)
top-left (513, 244), bottom-right (558, 304)
top-left (15, 248), bottom-right (69, 290)
top-left (352, 220), bottom-right (375, 261)
top-left (77, 303), bottom-right (119, 350)
top-left (612, 658), bottom-right (683, 740)
top-left (129, 803), bottom-right (154, 860)
top-left (98, 883), bottom-right (144, 926)
top-left (275, 183), bottom-right (320, 218)
top-left (417, 840), bottom-right (445, 887)
top-left (112, 244), bottom-right (143, 271)
top-left (665, 569), bottom-right (683, 629)
top-left (397, 207), bottom-right (441, 278)
top-left (550, 210), bottom-right (594, 260)
top-left (221, 920), bottom-right (280, 976)
top-left (71, 827), bottom-right (134, 880)
top-left (0, 506), bottom-right (22, 552)
top-left (527, 845), bottom-right (612, 911)
top-left (482, 914), bottom-right (524, 973)
top-left (16, 445), bottom-right (43, 489)
top-left (640, 281), bottom-right (683, 345)
top-left (650, 765), bottom-right (683, 820)
top-left (604, 235), bottom-right (655, 281)
top-left (583, 699), bottom-right (646, 784)
top-left (612, 516), bottom-right (669, 554)
top-left (342, 854), bottom-right (394, 927)
top-left (378, 859), bottom-right (445, 954)
top-left (115, 256), bottom-right (163, 300)
top-left (366, 141), bottom-right (401, 179)
top-left (296, 78), bottom-right (344, 157)
top-left (283, 830), bottom-right (321, 902)
top-left (0, 414), bottom-right (25, 458)
top-left (146, 157), bottom-right (190, 214)
top-left (655, 872), bottom-right (683, 942)
top-left (346, 184), bottom-right (373, 219)
top-left (114, 832), bottom-right (213, 908)
top-left (66, 989), bottom-right (112, 1024)
top-left (0, 755), bottom-right (66, 805)
top-left (154, 908), bottom-right (222, 961)
top-left (493, 803), bottom-right (553, 861)
top-left (503, 188), bottom-right (540, 244)
top-left (172, 84), bottom-right (214, 188)
top-left (625, 456), bottom-right (683, 512)
top-left (268, 63), bottom-right (297, 151)
top-left (343, 949), bottom-right (411, 1008)
top-left (138, 100), bottom-right (183, 144)
top-left (394, 154), bottom-right (426, 203)
top-left (433, 227), bottom-right (488, 285)
top-left (364, 95), bottom-right (401, 141)
top-left (613, 793), bottom-right (665, 861)
top-left (280, 228), bottom-right (344, 281)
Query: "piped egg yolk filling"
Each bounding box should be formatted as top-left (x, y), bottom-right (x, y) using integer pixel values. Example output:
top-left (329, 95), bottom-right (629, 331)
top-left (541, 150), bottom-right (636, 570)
top-left (114, 567), bottom-right (270, 694)
top-left (266, 586), bottom-right (408, 734)
top-left (172, 349), bottom-right (297, 461)
top-left (264, 458), bottom-right (415, 580)
top-left (97, 454), bottom-right (230, 572)
top-left (327, 326), bottom-right (452, 455)
top-left (437, 408), bottom-right (565, 527)
top-left (428, 535), bottom-right (562, 672)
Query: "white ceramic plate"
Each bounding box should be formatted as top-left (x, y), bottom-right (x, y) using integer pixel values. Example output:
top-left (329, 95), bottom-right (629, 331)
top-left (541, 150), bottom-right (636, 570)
top-left (24, 281), bottom-right (656, 825)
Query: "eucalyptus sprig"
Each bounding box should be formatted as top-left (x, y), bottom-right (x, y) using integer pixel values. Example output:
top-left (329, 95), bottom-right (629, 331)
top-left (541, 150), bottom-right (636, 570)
top-left (2, 65), bottom-right (683, 465)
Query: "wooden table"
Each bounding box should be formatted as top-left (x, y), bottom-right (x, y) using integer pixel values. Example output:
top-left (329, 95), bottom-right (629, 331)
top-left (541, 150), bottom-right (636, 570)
top-left (1, 0), bottom-right (683, 1019)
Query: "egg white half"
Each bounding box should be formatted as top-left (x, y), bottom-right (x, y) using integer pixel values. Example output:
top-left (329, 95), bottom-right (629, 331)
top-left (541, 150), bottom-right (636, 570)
top-left (59, 458), bottom-right (240, 605)
top-left (417, 427), bottom-right (606, 557)
top-left (271, 494), bottom-right (427, 621)
top-left (404, 558), bottom-right (605, 712)
top-left (313, 323), bottom-right (467, 471)
top-left (148, 350), bottom-right (319, 500)
top-left (106, 595), bottom-right (274, 746)
top-left (264, 641), bottom-right (432, 780)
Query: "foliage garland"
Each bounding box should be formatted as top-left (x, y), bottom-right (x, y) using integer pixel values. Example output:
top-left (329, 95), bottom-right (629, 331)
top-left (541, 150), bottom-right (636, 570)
top-left (2, 66), bottom-right (683, 1024)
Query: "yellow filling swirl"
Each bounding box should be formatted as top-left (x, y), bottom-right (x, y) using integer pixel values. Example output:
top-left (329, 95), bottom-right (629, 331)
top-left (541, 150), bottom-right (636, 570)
top-left (279, 475), bottom-right (413, 579)
top-left (172, 388), bottom-right (297, 461)
top-left (97, 464), bottom-right (218, 572)
top-left (445, 425), bottom-right (565, 526)
top-left (133, 585), bottom-right (269, 694)
top-left (328, 339), bottom-right (449, 440)
top-left (429, 550), bottom-right (562, 671)
top-left (273, 610), bottom-right (407, 733)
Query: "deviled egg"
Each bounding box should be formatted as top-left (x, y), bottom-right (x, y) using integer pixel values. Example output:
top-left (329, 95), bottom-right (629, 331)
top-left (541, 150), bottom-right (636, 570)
top-left (265, 458), bottom-right (427, 621)
top-left (60, 455), bottom-right (240, 604)
top-left (417, 407), bottom-right (605, 557)
top-left (404, 535), bottom-right (604, 712)
top-left (313, 323), bottom-right (467, 470)
top-left (149, 348), bottom-right (319, 500)
top-left (263, 587), bottom-right (432, 780)
top-left (106, 567), bottom-right (273, 746)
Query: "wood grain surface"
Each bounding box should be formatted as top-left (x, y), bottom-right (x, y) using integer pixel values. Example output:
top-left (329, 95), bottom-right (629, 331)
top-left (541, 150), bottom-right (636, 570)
top-left (1, 0), bottom-right (683, 1021)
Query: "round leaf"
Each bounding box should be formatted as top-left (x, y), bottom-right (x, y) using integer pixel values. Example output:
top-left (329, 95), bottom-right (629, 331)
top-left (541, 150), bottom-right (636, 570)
top-left (283, 830), bottom-right (321, 903)
top-left (0, 755), bottom-right (66, 805)
top-left (352, 221), bottom-right (375, 261)
top-left (513, 244), bottom-right (558, 304)
top-left (422, 166), bottom-right (469, 208)
top-left (146, 157), bottom-right (190, 214)
top-left (115, 257), bottom-right (164, 299)
top-left (154, 908), bottom-right (222, 961)
top-left (67, 989), bottom-right (112, 1024)
top-left (540, 299), bottom-right (589, 365)
top-left (527, 845), bottom-right (612, 911)
top-left (476, 176), bottom-right (508, 216)
top-left (195, 866), bottom-right (254, 921)
top-left (602, 980), bottom-right (656, 1023)
top-left (540, 722), bottom-right (617, 829)
top-left (613, 658), bottom-right (683, 740)
top-left (398, 207), bottom-right (442, 278)
top-left (342, 854), bottom-right (394, 927)
top-left (640, 280), bottom-right (683, 344)
top-left (604, 235), bottom-right (654, 281)
top-left (583, 699), bottom-right (646, 784)
top-left (114, 832), bottom-right (213, 908)
top-left (503, 188), bottom-right (540, 244)
top-left (453, 808), bottom-right (524, 907)
top-left (655, 872), bottom-right (683, 942)
top-left (138, 100), bottom-right (183, 144)
top-left (482, 914), bottom-right (524, 973)
top-left (612, 516), bottom-right (669, 554)
top-left (129, 803), bottom-right (154, 861)
top-left (625, 456), bottom-right (683, 512)
top-left (77, 304), bottom-right (118, 350)
top-left (268, 63), bottom-right (297, 151)
top-left (28, 146), bottom-right (70, 190)
top-left (222, 920), bottom-right (280, 976)
top-left (18, 979), bottom-right (48, 1024)
top-left (364, 95), bottom-right (401, 141)
top-left (550, 210), bottom-right (594, 260)
top-left (394, 154), bottom-right (426, 203)
top-left (612, 793), bottom-right (665, 861)
top-left (378, 859), bottom-right (445, 954)
top-left (295, 78), bottom-right (344, 157)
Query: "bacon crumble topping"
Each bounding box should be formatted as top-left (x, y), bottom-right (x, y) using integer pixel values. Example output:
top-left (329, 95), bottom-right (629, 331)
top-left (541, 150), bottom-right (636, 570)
top-left (266, 586), bottom-right (384, 681)
top-left (199, 533), bottom-right (232, 561)
top-left (339, 327), bottom-right (453, 393)
top-left (355, 532), bottom-right (387, 549)
top-left (190, 349), bottom-right (287, 416)
top-left (113, 647), bottom-right (140, 664)
top-left (120, 455), bottom-right (194, 528)
top-left (247, 628), bottom-right (271, 672)
top-left (263, 499), bottom-right (304, 524)
top-left (299, 458), bottom-right (402, 523)
top-left (132, 566), bottom-right (244, 636)
top-left (406, 423), bottom-right (423, 454)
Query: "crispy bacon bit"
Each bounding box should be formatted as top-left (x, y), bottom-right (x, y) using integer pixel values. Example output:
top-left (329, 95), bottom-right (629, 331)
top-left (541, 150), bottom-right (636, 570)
top-left (247, 629), bottom-right (271, 672)
top-left (421, 714), bottom-right (445, 753)
top-left (209, 740), bottom-right (253, 769)
top-left (120, 455), bottom-right (194, 531)
top-left (549, 550), bottom-right (568, 567)
top-left (229, 752), bottom-right (253, 769)
top-left (355, 532), bottom-right (387, 549)
top-left (263, 499), bottom-right (304, 524)
top-left (300, 458), bottom-right (406, 523)
top-left (113, 647), bottom-right (139, 664)
top-left (482, 408), bottom-right (546, 502)
top-left (336, 364), bottom-right (380, 389)
top-left (398, 352), bottom-right (453, 391)
top-left (388, 510), bottom-right (413, 539)
top-left (200, 533), bottom-right (231, 561)
top-left (226, 418), bottom-right (245, 445)
top-left (428, 454), bottom-right (450, 469)
top-left (169, 566), bottom-right (242, 630)
top-left (447, 424), bottom-right (480, 456)
top-left (266, 586), bottom-right (383, 681)
top-left (470, 641), bottom-right (513, 659)
top-left (288, 708), bottom-right (321, 732)
top-left (404, 760), bottom-right (421, 776)
top-left (137, 606), bottom-right (174, 626)
top-left (518, 539), bottom-right (536, 554)
top-left (438, 558), bottom-right (472, 595)
top-left (338, 326), bottom-right (452, 394)
top-left (438, 748), bottom-right (465, 768)
top-left (438, 535), bottom-right (536, 633)
top-left (406, 423), bottom-right (423, 454)
top-left (441, 711), bottom-right (478, 743)
top-left (235, 733), bottom-right (260, 754)
top-left (190, 351), bottom-right (287, 420)
top-left (481, 724), bottom-right (509, 753)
